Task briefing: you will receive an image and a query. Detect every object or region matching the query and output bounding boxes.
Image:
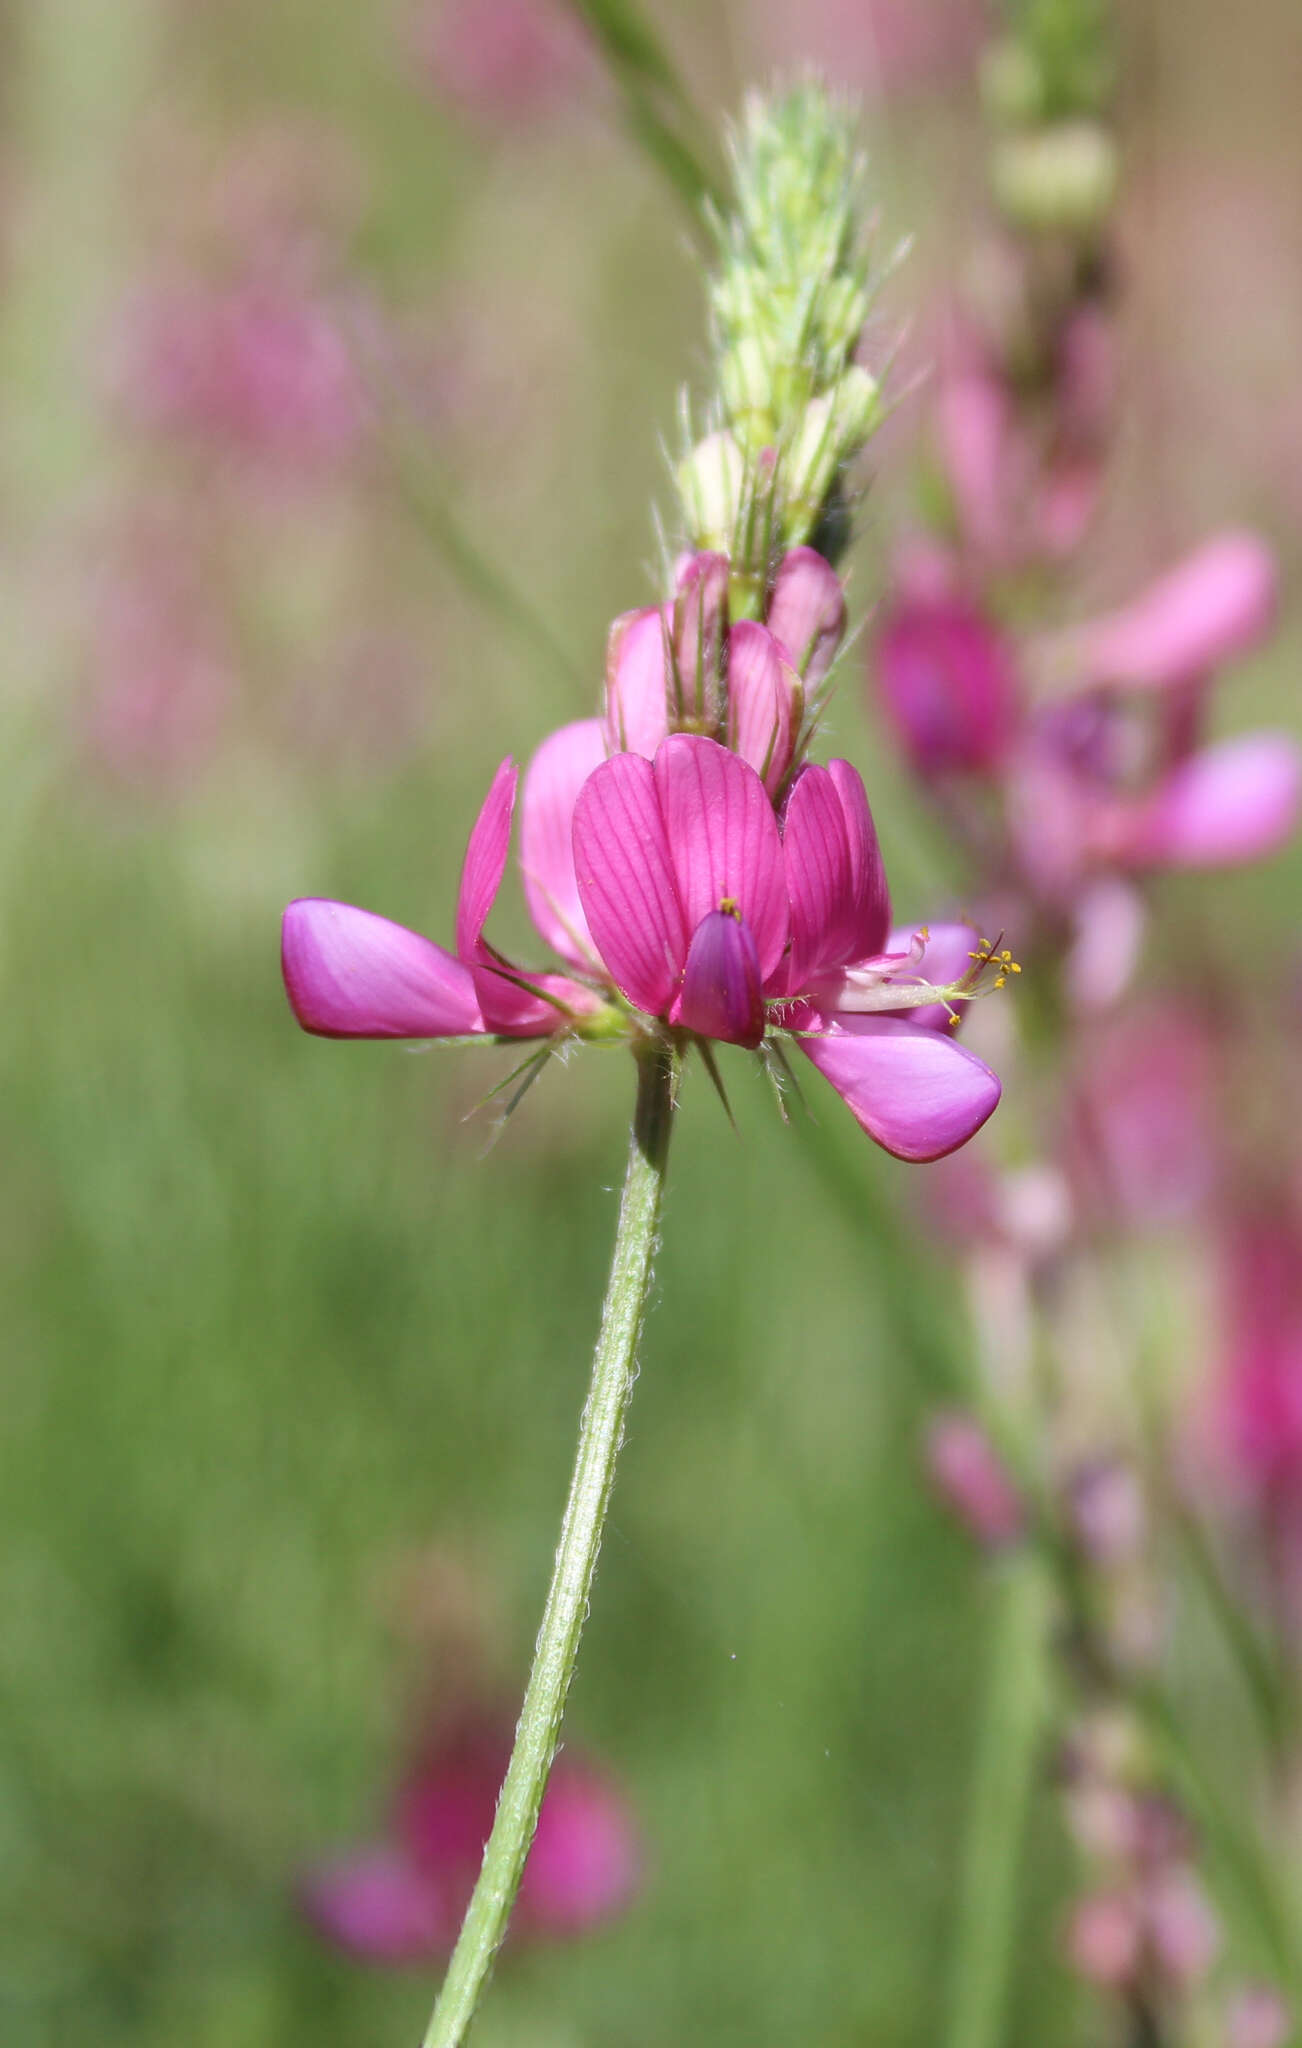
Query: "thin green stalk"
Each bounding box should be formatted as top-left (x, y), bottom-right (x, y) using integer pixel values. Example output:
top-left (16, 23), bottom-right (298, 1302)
top-left (421, 1040), bottom-right (678, 2048)
top-left (567, 0), bottom-right (723, 221)
top-left (944, 1554), bottom-right (1051, 2048)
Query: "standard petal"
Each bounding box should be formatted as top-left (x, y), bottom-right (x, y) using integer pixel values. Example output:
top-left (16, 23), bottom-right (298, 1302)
top-left (798, 1012), bottom-right (1001, 1162)
top-left (1072, 532), bottom-right (1278, 690)
top-left (671, 909), bottom-right (765, 1048)
top-left (299, 1847), bottom-right (450, 1963)
top-left (653, 734), bottom-right (788, 983)
top-left (603, 606), bottom-right (670, 758)
top-left (455, 758), bottom-right (516, 963)
top-left (828, 759), bottom-right (892, 960)
top-left (282, 899), bottom-right (484, 1039)
top-left (766, 545), bottom-right (846, 689)
top-left (519, 719), bottom-right (606, 966)
top-left (1113, 732), bottom-right (1301, 870)
top-left (572, 750), bottom-right (687, 1014)
top-left (670, 551), bottom-right (729, 730)
top-left (726, 620), bottom-right (800, 796)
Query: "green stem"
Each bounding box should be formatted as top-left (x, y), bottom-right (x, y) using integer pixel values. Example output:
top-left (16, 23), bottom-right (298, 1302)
top-left (944, 1554), bottom-right (1051, 2048)
top-left (421, 1040), bottom-right (678, 2048)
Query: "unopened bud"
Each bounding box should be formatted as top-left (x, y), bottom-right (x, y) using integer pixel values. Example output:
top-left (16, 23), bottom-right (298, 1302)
top-left (720, 338), bottom-right (777, 453)
top-left (924, 1411), bottom-right (1024, 1550)
top-left (991, 122), bottom-right (1119, 235)
top-left (678, 430), bottom-right (745, 554)
top-left (979, 39), bottom-right (1046, 127)
top-left (669, 552), bottom-right (729, 735)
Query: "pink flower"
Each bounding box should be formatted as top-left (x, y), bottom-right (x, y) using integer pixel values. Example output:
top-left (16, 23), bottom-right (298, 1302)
top-left (1064, 1004), bottom-right (1220, 1226)
top-left (924, 1410), bottom-right (1024, 1548)
top-left (301, 1709), bottom-right (638, 1963)
top-left (408, 0), bottom-right (593, 122)
top-left (1211, 1218), bottom-right (1302, 1501)
top-left (872, 585), bottom-right (1021, 779)
top-left (603, 551), bottom-right (833, 799)
top-left (283, 728), bottom-right (1002, 1163)
top-left (1064, 533), bottom-right (1278, 693)
top-left (119, 272), bottom-right (365, 469)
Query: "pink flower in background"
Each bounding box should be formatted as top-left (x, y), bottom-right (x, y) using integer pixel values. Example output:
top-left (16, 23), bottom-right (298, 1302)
top-left (755, 0), bottom-right (985, 96)
top-left (119, 268), bottom-right (366, 469)
top-left (408, 0), bottom-right (594, 121)
top-left (1211, 1217), bottom-right (1302, 1503)
top-left (302, 1709), bottom-right (638, 1963)
top-left (924, 1411), bottom-right (1024, 1548)
top-left (285, 726), bottom-right (1001, 1160)
top-left (872, 576), bottom-right (1021, 780)
top-left (1062, 532), bottom-right (1278, 693)
top-left (1064, 1004), bottom-right (1220, 1227)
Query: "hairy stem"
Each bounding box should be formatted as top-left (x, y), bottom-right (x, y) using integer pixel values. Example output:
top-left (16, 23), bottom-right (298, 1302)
top-left (421, 1040), bottom-right (678, 2048)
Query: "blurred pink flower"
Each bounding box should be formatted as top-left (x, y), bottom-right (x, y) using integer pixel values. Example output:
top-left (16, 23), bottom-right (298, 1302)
top-left (1062, 533), bottom-right (1278, 693)
top-left (284, 728), bottom-right (1002, 1161)
top-left (1065, 1004), bottom-right (1221, 1227)
top-left (1212, 1217), bottom-right (1302, 1501)
top-left (872, 576), bottom-right (1021, 780)
top-left (924, 1410), bottom-right (1024, 1548)
top-left (301, 1708), bottom-right (638, 1963)
top-left (118, 268), bottom-right (367, 469)
top-left (754, 0), bottom-right (985, 97)
top-left (1225, 1985), bottom-right (1293, 2048)
top-left (407, 0), bottom-right (593, 121)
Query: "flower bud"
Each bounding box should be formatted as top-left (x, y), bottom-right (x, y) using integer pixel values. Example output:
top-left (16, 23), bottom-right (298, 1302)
top-left (766, 546), bottom-right (846, 691)
top-left (669, 551), bottom-right (730, 735)
top-left (991, 122), bottom-right (1119, 235)
top-left (720, 338), bottom-right (777, 452)
top-left (1226, 1986), bottom-right (1292, 2048)
top-left (678, 430), bottom-right (745, 554)
top-left (1065, 1891), bottom-right (1142, 1988)
top-left (979, 39), bottom-right (1046, 127)
top-left (924, 1411), bottom-right (1024, 1550)
top-left (604, 606), bottom-right (670, 758)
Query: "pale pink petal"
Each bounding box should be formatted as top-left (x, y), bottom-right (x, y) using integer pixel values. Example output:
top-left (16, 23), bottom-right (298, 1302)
top-left (455, 757), bottom-right (516, 962)
top-left (519, 718), bottom-right (606, 965)
top-left (884, 920), bottom-right (981, 1031)
top-left (798, 1012), bottom-right (1001, 1161)
top-left (1073, 532), bottom-right (1278, 690)
top-left (1114, 732), bottom-right (1301, 870)
top-left (653, 734), bottom-right (788, 983)
top-left (282, 899), bottom-right (484, 1038)
top-left (603, 606), bottom-right (670, 758)
top-left (766, 546), bottom-right (846, 689)
top-left (726, 621), bottom-right (799, 796)
top-left (572, 750), bottom-right (687, 1014)
top-left (671, 908), bottom-right (765, 1048)
top-left (299, 1846), bottom-right (451, 1962)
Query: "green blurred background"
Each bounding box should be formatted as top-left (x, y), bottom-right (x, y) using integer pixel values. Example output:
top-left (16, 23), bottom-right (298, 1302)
top-left (2, 3), bottom-right (1301, 2043)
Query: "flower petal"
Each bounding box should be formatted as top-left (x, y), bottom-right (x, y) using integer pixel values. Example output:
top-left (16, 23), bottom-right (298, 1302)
top-left (653, 734), bottom-right (788, 983)
top-left (603, 606), bottom-right (670, 758)
top-left (299, 1846), bottom-right (451, 1962)
top-left (1115, 732), bottom-right (1301, 870)
top-left (282, 899), bottom-right (484, 1038)
top-left (1072, 532), bottom-right (1278, 690)
top-left (455, 758), bottom-right (516, 964)
top-left (572, 750), bottom-right (687, 1014)
top-left (884, 920), bottom-right (982, 1031)
top-left (766, 546), bottom-right (846, 689)
top-left (797, 1012), bottom-right (1001, 1161)
top-left (671, 909), bottom-right (765, 1048)
top-left (670, 551), bottom-right (729, 731)
top-left (726, 620), bottom-right (800, 797)
top-left (519, 719), bottom-right (606, 966)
